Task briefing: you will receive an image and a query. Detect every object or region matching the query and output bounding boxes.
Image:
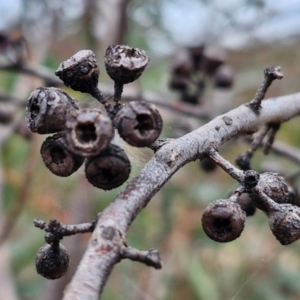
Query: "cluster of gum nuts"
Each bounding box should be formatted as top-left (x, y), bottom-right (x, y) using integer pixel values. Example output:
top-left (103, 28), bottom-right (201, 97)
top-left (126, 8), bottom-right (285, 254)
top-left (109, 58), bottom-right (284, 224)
top-left (201, 170), bottom-right (300, 246)
top-left (26, 45), bottom-right (163, 191)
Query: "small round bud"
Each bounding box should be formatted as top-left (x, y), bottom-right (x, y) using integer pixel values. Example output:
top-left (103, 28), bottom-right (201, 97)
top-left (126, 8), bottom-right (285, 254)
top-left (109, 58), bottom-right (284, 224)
top-left (104, 45), bottom-right (149, 84)
top-left (55, 50), bottom-right (99, 93)
top-left (65, 109), bottom-right (114, 157)
top-left (202, 199), bottom-right (246, 243)
top-left (236, 193), bottom-right (256, 217)
top-left (235, 153), bottom-right (251, 171)
top-left (85, 143), bottom-right (131, 190)
top-left (40, 133), bottom-right (85, 177)
top-left (114, 101), bottom-right (162, 147)
top-left (250, 172), bottom-right (290, 211)
top-left (243, 170), bottom-right (260, 190)
top-left (26, 87), bottom-right (79, 134)
top-left (200, 157), bottom-right (217, 172)
top-left (213, 65), bottom-right (234, 88)
top-left (35, 243), bottom-right (69, 280)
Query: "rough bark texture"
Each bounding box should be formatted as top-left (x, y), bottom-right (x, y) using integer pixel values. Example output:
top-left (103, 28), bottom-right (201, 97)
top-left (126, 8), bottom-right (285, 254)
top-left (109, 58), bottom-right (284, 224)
top-left (63, 92), bottom-right (300, 300)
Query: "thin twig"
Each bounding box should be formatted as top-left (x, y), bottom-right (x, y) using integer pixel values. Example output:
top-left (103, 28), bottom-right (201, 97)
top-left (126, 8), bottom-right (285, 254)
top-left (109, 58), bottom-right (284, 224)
top-left (263, 123), bottom-right (280, 154)
top-left (248, 66), bottom-right (283, 114)
top-left (34, 218), bottom-right (96, 240)
top-left (120, 246), bottom-right (162, 269)
top-left (235, 124), bottom-right (270, 170)
top-left (0, 62), bottom-right (61, 86)
top-left (209, 150), bottom-right (244, 182)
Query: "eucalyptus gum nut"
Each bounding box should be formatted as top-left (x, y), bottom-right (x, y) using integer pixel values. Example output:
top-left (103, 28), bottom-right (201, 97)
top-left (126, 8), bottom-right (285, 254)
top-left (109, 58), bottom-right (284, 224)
top-left (214, 64), bottom-right (234, 89)
top-left (114, 101), bottom-right (163, 147)
top-left (55, 50), bottom-right (99, 93)
top-left (250, 172), bottom-right (290, 211)
top-left (104, 45), bottom-right (149, 84)
top-left (85, 143), bottom-right (131, 190)
top-left (268, 203), bottom-right (300, 245)
top-left (35, 243), bottom-right (70, 280)
top-left (201, 199), bottom-right (246, 243)
top-left (65, 109), bottom-right (114, 157)
top-left (40, 133), bottom-right (84, 177)
top-left (26, 87), bottom-right (80, 134)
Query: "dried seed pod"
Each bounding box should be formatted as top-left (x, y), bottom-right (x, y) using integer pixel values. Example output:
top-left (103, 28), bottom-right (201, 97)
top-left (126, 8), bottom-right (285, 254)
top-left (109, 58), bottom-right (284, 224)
top-left (85, 143), bottom-right (131, 190)
top-left (55, 50), bottom-right (99, 94)
top-left (114, 101), bottom-right (162, 147)
top-left (26, 87), bottom-right (79, 134)
top-left (104, 45), bottom-right (149, 84)
top-left (171, 52), bottom-right (193, 76)
top-left (201, 47), bottom-right (225, 75)
top-left (41, 133), bottom-right (84, 177)
top-left (201, 198), bottom-right (246, 243)
top-left (65, 108), bottom-right (114, 157)
top-left (268, 203), bottom-right (300, 245)
top-left (213, 65), bottom-right (234, 88)
top-left (250, 172), bottom-right (290, 212)
top-left (187, 45), bottom-right (204, 70)
top-left (35, 243), bottom-right (69, 279)
top-left (236, 193), bottom-right (256, 217)
top-left (253, 189), bottom-right (300, 245)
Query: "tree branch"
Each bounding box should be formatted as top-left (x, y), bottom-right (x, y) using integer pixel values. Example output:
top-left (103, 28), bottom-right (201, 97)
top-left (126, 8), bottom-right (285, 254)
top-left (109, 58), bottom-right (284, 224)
top-left (63, 91), bottom-right (300, 300)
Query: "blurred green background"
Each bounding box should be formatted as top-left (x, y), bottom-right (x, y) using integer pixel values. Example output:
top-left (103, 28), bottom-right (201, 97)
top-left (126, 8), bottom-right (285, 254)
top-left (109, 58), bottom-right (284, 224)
top-left (1, 0), bottom-right (300, 299)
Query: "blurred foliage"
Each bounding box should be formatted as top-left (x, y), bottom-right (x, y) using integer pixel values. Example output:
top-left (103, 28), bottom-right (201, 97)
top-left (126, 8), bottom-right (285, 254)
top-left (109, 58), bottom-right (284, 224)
top-left (1, 0), bottom-right (300, 300)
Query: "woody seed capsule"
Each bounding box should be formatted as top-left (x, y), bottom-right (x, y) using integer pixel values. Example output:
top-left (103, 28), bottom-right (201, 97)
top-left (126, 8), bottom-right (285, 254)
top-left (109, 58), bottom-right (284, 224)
top-left (201, 198), bottom-right (246, 243)
top-left (40, 133), bottom-right (85, 177)
top-left (65, 108), bottom-right (114, 157)
top-left (55, 50), bottom-right (99, 94)
top-left (252, 189), bottom-right (300, 245)
top-left (104, 45), bottom-right (149, 84)
top-left (35, 243), bottom-right (70, 280)
top-left (114, 101), bottom-right (163, 147)
top-left (250, 172), bottom-right (290, 211)
top-left (85, 143), bottom-right (131, 190)
top-left (26, 87), bottom-right (79, 134)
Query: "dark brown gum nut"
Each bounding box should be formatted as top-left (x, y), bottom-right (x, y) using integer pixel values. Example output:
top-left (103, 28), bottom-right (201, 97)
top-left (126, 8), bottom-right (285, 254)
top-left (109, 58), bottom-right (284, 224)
top-left (213, 65), bottom-right (234, 89)
top-left (35, 243), bottom-right (70, 279)
top-left (55, 50), bottom-right (99, 93)
top-left (65, 108), bottom-right (114, 157)
top-left (187, 45), bottom-right (204, 70)
top-left (85, 143), bottom-right (131, 190)
top-left (40, 133), bottom-right (85, 177)
top-left (201, 47), bottom-right (225, 75)
top-left (114, 101), bottom-right (162, 147)
top-left (250, 172), bottom-right (290, 212)
top-left (26, 87), bottom-right (79, 134)
top-left (236, 193), bottom-right (256, 217)
top-left (104, 45), bottom-right (149, 84)
top-left (171, 52), bottom-right (193, 76)
top-left (268, 203), bottom-right (300, 245)
top-left (201, 199), bottom-right (246, 243)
